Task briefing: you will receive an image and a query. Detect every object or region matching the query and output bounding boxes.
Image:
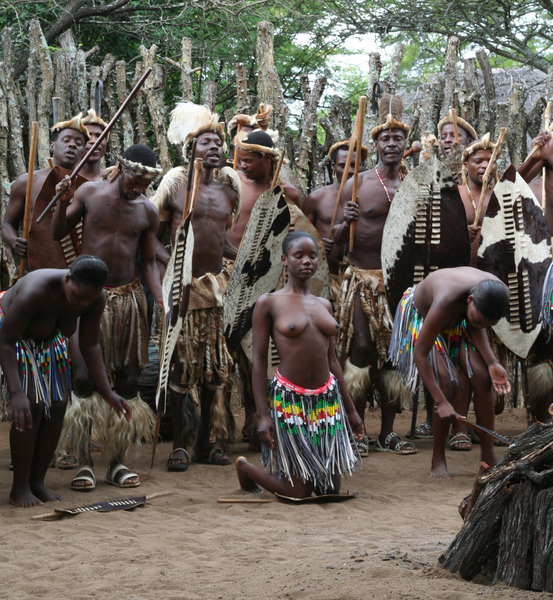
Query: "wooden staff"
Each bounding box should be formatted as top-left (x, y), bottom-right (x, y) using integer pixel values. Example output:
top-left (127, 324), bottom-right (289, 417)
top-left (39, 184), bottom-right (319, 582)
top-left (271, 149), bottom-right (286, 188)
top-left (232, 124), bottom-right (242, 170)
top-left (37, 67), bottom-right (153, 223)
top-left (474, 127), bottom-right (507, 226)
top-left (542, 102), bottom-right (551, 211)
top-left (349, 95), bottom-right (368, 252)
top-left (328, 113), bottom-right (359, 232)
top-left (19, 121), bottom-right (39, 277)
top-left (182, 138), bottom-right (197, 222)
top-left (449, 107), bottom-right (460, 143)
top-left (31, 491), bottom-right (174, 521)
top-left (217, 498), bottom-right (275, 504)
top-left (188, 157), bottom-right (204, 216)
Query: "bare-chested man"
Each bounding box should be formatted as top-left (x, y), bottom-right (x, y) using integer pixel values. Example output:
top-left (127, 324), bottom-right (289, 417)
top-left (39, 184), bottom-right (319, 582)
top-left (51, 144), bottom-right (163, 490)
top-left (1, 114), bottom-right (89, 260)
top-left (303, 141), bottom-right (367, 303)
top-left (79, 109), bottom-right (109, 181)
top-left (332, 93), bottom-right (415, 457)
top-left (389, 267), bottom-right (511, 478)
top-left (0, 256), bottom-right (130, 506)
top-left (154, 102), bottom-right (240, 469)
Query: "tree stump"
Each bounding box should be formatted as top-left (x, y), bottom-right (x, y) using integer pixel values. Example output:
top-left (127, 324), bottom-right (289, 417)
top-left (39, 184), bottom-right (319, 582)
top-left (440, 422), bottom-right (553, 591)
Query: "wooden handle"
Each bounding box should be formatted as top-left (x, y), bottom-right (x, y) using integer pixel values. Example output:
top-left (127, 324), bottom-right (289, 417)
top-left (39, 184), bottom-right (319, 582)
top-left (37, 67), bottom-right (153, 223)
top-left (145, 491), bottom-right (174, 501)
top-left (19, 121), bottom-right (39, 278)
top-left (188, 158), bottom-right (203, 217)
top-left (403, 140), bottom-right (422, 159)
top-left (474, 127), bottom-right (507, 226)
top-left (349, 96), bottom-right (368, 252)
top-left (329, 112), bottom-right (359, 232)
top-left (182, 138), bottom-right (198, 223)
top-left (271, 149), bottom-right (286, 188)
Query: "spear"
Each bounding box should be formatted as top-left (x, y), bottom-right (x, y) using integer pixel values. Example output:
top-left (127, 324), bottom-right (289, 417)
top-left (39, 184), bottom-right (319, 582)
top-left (349, 95), bottom-right (368, 252)
top-left (19, 121), bottom-right (38, 277)
top-left (37, 67), bottom-right (153, 223)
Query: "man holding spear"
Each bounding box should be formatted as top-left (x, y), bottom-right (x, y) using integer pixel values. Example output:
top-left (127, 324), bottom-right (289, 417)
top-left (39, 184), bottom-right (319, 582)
top-left (332, 93), bottom-right (415, 456)
top-left (154, 103), bottom-right (240, 469)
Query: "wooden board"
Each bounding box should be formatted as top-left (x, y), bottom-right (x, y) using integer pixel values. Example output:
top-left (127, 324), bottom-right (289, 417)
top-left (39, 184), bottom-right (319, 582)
top-left (477, 165), bottom-right (552, 358)
top-left (382, 156), bottom-right (471, 314)
top-left (28, 166), bottom-right (87, 271)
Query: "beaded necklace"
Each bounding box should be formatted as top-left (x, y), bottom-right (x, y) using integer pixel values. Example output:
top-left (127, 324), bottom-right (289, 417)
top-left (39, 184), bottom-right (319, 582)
top-left (376, 167), bottom-right (402, 202)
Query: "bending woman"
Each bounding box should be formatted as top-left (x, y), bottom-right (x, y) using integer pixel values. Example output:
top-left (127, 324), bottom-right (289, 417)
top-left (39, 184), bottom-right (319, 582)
top-left (236, 231), bottom-right (364, 498)
top-left (389, 267), bottom-right (511, 479)
top-left (0, 256), bottom-right (131, 507)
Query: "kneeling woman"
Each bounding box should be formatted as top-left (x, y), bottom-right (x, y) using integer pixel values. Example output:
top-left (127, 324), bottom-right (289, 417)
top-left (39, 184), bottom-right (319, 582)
top-left (236, 231), bottom-right (364, 498)
top-left (389, 267), bottom-right (511, 479)
top-left (0, 256), bottom-right (131, 507)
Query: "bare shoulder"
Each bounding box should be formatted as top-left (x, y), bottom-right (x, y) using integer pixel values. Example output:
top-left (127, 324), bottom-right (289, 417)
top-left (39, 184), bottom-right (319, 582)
top-left (281, 180), bottom-right (302, 206)
top-left (77, 179), bottom-right (109, 200)
top-left (315, 295), bottom-right (332, 313)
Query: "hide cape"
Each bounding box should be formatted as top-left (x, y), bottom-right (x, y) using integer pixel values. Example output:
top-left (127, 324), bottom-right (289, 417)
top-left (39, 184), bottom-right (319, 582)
top-left (382, 155), bottom-right (472, 315)
top-left (477, 165), bottom-right (551, 358)
top-left (155, 214), bottom-right (194, 412)
top-left (28, 166), bottom-right (86, 270)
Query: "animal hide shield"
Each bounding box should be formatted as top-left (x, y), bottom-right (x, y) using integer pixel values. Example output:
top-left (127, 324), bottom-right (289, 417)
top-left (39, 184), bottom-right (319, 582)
top-left (382, 156), bottom-right (471, 314)
top-left (155, 215), bottom-right (194, 411)
top-left (28, 166), bottom-right (86, 270)
top-left (477, 165), bottom-right (551, 358)
top-left (442, 142), bottom-right (465, 185)
top-left (223, 186), bottom-right (290, 354)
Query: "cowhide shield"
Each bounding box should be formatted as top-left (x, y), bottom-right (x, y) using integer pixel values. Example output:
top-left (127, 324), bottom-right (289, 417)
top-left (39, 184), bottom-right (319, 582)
top-left (223, 186), bottom-right (290, 354)
top-left (155, 216), bottom-right (194, 411)
top-left (477, 165), bottom-right (552, 358)
top-left (28, 166), bottom-right (86, 270)
top-left (442, 142), bottom-right (465, 185)
top-left (382, 155), bottom-right (471, 314)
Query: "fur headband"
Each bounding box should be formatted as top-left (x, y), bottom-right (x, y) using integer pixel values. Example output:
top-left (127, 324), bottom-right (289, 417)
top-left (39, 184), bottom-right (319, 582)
top-left (327, 139), bottom-right (369, 162)
top-left (118, 157), bottom-right (163, 180)
top-left (370, 94), bottom-right (410, 141)
top-left (438, 113), bottom-right (477, 141)
top-left (51, 112), bottom-right (90, 140)
top-left (462, 133), bottom-right (502, 163)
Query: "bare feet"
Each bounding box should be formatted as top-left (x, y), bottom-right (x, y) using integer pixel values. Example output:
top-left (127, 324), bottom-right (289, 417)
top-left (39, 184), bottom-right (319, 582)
top-left (235, 456), bottom-right (262, 493)
top-left (430, 458), bottom-right (451, 479)
top-left (9, 484), bottom-right (44, 508)
top-left (30, 481), bottom-right (62, 503)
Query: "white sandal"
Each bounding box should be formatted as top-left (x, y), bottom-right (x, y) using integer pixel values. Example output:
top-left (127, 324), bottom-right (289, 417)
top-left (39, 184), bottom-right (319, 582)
top-left (376, 432), bottom-right (417, 455)
top-left (71, 465), bottom-right (97, 491)
top-left (105, 464), bottom-right (140, 488)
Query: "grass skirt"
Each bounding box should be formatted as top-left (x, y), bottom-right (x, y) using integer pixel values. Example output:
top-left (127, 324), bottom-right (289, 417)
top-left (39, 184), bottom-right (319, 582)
top-left (0, 303), bottom-right (71, 421)
top-left (262, 370), bottom-right (360, 493)
top-left (388, 287), bottom-right (474, 391)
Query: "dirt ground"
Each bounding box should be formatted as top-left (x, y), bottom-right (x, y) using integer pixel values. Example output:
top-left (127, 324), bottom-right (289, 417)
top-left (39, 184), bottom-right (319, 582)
top-left (0, 406), bottom-right (549, 600)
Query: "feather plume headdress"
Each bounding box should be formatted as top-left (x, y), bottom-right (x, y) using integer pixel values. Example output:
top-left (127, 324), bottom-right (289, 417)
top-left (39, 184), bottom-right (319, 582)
top-left (370, 94), bottom-right (410, 141)
top-left (168, 102), bottom-right (227, 161)
top-left (438, 112), bottom-right (477, 141)
top-left (51, 112), bottom-right (90, 140)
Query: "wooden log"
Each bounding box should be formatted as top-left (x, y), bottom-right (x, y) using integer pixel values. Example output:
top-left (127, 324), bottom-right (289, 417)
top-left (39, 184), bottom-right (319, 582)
top-left (181, 37), bottom-right (193, 102)
top-left (460, 58), bottom-right (481, 128)
top-left (476, 49), bottom-right (498, 139)
top-left (366, 52), bottom-right (383, 168)
top-left (202, 80), bottom-right (217, 112)
top-left (235, 62), bottom-right (248, 113)
top-left (532, 488), bottom-right (553, 591)
top-left (133, 62), bottom-right (148, 146)
top-left (441, 36), bottom-right (460, 118)
top-left (420, 79), bottom-right (440, 138)
top-left (1, 27), bottom-right (13, 68)
top-left (0, 62), bottom-right (25, 177)
top-left (74, 48), bottom-right (88, 113)
top-left (116, 61), bottom-right (134, 150)
top-left (25, 31), bottom-right (38, 129)
top-left (383, 43), bottom-right (404, 95)
top-left (507, 82), bottom-right (525, 168)
top-left (139, 45), bottom-right (171, 172)
top-left (103, 67), bottom-right (121, 162)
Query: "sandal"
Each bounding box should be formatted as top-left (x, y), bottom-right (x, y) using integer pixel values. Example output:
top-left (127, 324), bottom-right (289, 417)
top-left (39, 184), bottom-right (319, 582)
top-left (71, 465), bottom-right (97, 491)
top-left (105, 463), bottom-right (140, 488)
top-left (196, 447), bottom-right (231, 465)
top-left (376, 432), bottom-right (417, 455)
top-left (407, 422), bottom-right (433, 439)
top-left (167, 448), bottom-right (189, 472)
top-left (50, 450), bottom-right (78, 470)
top-left (448, 432), bottom-right (473, 451)
top-left (356, 435), bottom-right (371, 457)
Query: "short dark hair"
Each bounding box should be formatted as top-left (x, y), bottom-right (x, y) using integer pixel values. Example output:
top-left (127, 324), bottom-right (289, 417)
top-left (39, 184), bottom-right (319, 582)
top-left (244, 130), bottom-right (274, 148)
top-left (282, 230), bottom-right (318, 256)
top-left (69, 255), bottom-right (109, 288)
top-left (473, 280), bottom-right (510, 321)
top-left (331, 145), bottom-right (349, 163)
top-left (122, 144), bottom-right (157, 168)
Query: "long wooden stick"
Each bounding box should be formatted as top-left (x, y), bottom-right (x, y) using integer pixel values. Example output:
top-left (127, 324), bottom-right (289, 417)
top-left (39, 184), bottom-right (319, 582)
top-left (474, 127), bottom-right (507, 226)
top-left (182, 138), bottom-right (197, 223)
top-left (188, 157), bottom-right (203, 217)
top-left (31, 491), bottom-right (174, 520)
top-left (19, 121), bottom-right (38, 277)
top-left (328, 112), bottom-right (359, 232)
top-left (349, 96), bottom-right (368, 252)
top-left (271, 149), bottom-right (286, 188)
top-left (449, 107), bottom-right (460, 143)
top-left (217, 498), bottom-right (275, 504)
top-left (232, 124), bottom-right (242, 170)
top-left (542, 102), bottom-right (551, 211)
top-left (37, 67), bottom-right (153, 223)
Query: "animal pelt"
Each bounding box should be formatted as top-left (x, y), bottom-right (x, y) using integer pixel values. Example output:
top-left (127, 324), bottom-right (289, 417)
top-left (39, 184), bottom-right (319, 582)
top-left (527, 362), bottom-right (553, 412)
top-left (374, 368), bottom-right (412, 412)
top-left (60, 392), bottom-right (96, 465)
top-left (343, 359), bottom-right (371, 415)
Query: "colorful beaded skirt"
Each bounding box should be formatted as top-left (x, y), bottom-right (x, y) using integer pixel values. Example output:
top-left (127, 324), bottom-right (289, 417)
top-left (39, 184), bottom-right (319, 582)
top-left (0, 298), bottom-right (71, 421)
top-left (388, 286), bottom-right (475, 392)
top-left (262, 369), bottom-right (360, 493)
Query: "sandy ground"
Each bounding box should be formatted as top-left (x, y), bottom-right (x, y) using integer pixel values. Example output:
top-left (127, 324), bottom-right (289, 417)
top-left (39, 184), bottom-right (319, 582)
top-left (0, 406), bottom-right (549, 600)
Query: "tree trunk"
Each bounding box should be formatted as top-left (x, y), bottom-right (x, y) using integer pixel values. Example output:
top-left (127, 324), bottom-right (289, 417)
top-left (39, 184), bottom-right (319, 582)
top-left (202, 80), bottom-right (217, 111)
top-left (102, 58), bottom-right (121, 163)
top-left (235, 62), bottom-right (248, 113)
top-left (507, 82), bottom-right (525, 168)
top-left (420, 79), bottom-right (440, 137)
top-left (116, 61), bottom-right (134, 150)
top-left (1, 27), bottom-right (13, 69)
top-left (0, 62), bottom-right (26, 178)
top-left (366, 52), bottom-right (383, 168)
top-left (476, 49), bottom-right (498, 139)
top-left (54, 49), bottom-right (69, 121)
top-left (383, 43), bottom-right (404, 95)
top-left (29, 19), bottom-right (54, 169)
top-left (460, 58), bottom-right (481, 133)
top-left (139, 45), bottom-right (171, 172)
top-left (440, 422), bottom-right (553, 592)
top-left (181, 37), bottom-right (193, 102)
top-left (441, 36), bottom-right (460, 117)
top-left (133, 62), bottom-right (148, 146)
